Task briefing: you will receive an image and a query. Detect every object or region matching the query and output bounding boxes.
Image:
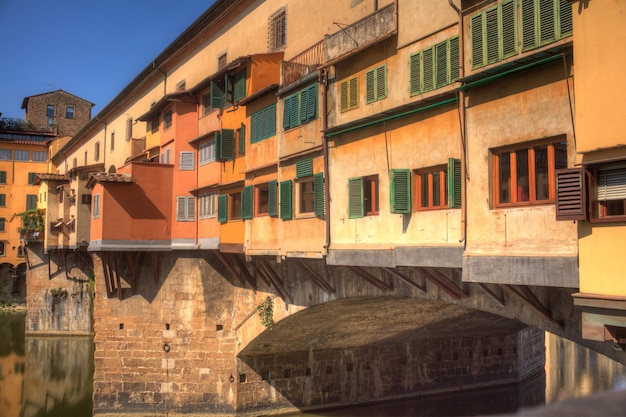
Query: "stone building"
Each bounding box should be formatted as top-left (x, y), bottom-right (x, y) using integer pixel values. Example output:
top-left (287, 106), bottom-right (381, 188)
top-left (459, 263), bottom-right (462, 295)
top-left (21, 90), bottom-right (93, 137)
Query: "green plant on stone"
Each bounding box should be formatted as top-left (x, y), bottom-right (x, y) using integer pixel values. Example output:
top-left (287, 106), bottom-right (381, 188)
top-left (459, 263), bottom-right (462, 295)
top-left (257, 296), bottom-right (274, 330)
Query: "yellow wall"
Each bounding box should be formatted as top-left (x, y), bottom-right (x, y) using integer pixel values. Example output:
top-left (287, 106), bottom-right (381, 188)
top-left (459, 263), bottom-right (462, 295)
top-left (579, 223), bottom-right (626, 296)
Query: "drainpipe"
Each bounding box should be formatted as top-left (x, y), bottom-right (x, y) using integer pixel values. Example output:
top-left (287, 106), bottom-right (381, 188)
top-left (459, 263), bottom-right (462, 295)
top-left (153, 62), bottom-right (167, 95)
top-left (96, 116), bottom-right (107, 172)
top-left (448, 0), bottom-right (468, 245)
top-left (320, 68), bottom-right (331, 256)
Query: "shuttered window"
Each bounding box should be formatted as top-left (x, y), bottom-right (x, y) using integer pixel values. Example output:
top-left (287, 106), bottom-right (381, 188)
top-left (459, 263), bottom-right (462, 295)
top-left (448, 158), bottom-right (462, 208)
top-left (365, 65), bottom-right (387, 104)
top-left (268, 180), bottom-right (278, 217)
top-left (210, 80), bottom-right (225, 109)
top-left (199, 139), bottom-right (216, 165)
top-left (93, 194), bottom-right (100, 219)
top-left (314, 173), bottom-right (325, 216)
top-left (340, 76), bottom-right (359, 112)
top-left (279, 180), bottom-right (292, 220)
top-left (251, 104), bottom-right (276, 143)
top-left (238, 124), bottom-right (246, 156)
top-left (348, 175), bottom-right (379, 218)
top-left (217, 194), bottom-right (228, 223)
top-left (180, 152), bottom-right (195, 170)
top-left (233, 68), bottom-right (247, 102)
top-left (0, 194), bottom-right (5, 207)
top-left (471, 0), bottom-right (517, 69)
top-left (176, 196), bottom-right (196, 221)
top-left (411, 37), bottom-right (459, 95)
top-left (348, 177), bottom-right (364, 219)
top-left (521, 0), bottom-right (573, 51)
top-left (590, 163), bottom-right (626, 221)
top-left (555, 167), bottom-right (586, 221)
top-left (283, 84), bottom-right (317, 130)
top-left (296, 158), bottom-right (313, 179)
top-left (0, 171), bottom-right (5, 184)
top-left (26, 195), bottom-right (37, 210)
top-left (28, 172), bottom-right (37, 185)
top-left (216, 129), bottom-right (235, 161)
top-left (390, 169), bottom-right (411, 214)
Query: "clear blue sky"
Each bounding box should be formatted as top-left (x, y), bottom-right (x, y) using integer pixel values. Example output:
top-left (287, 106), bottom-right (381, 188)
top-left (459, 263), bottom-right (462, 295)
top-left (0, 0), bottom-right (215, 119)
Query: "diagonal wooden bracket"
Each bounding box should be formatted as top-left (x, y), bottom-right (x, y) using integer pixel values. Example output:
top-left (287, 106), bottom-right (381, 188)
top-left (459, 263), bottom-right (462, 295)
top-left (348, 266), bottom-right (393, 292)
top-left (232, 254), bottom-right (257, 291)
top-left (476, 283), bottom-right (505, 306)
top-left (214, 250), bottom-right (246, 287)
top-left (295, 260), bottom-right (335, 294)
top-left (259, 260), bottom-right (293, 304)
top-left (383, 267), bottom-right (426, 293)
top-left (502, 285), bottom-right (562, 329)
top-left (412, 267), bottom-right (467, 299)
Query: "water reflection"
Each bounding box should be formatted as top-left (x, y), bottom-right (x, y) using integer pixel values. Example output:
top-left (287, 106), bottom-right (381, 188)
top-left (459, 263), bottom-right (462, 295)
top-left (0, 313), bottom-right (93, 417)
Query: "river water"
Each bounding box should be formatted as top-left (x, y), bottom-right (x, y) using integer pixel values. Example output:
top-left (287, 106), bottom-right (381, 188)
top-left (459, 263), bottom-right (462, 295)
top-left (1, 312), bottom-right (625, 417)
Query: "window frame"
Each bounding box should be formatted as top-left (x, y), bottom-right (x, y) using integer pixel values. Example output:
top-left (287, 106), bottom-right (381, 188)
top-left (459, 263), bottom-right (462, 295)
top-left (0, 194), bottom-right (5, 207)
top-left (28, 172), bottom-right (37, 185)
top-left (14, 150), bottom-right (29, 161)
top-left (415, 166), bottom-right (448, 210)
top-left (199, 139), bottom-right (216, 165)
top-left (268, 8), bottom-right (287, 52)
top-left (297, 177), bottom-right (316, 216)
top-left (588, 162), bottom-right (626, 223)
top-left (32, 151), bottom-right (47, 162)
top-left (491, 139), bottom-right (567, 208)
top-left (163, 110), bottom-right (172, 130)
top-left (66, 106), bottom-right (75, 119)
top-left (93, 194), bottom-right (101, 219)
top-left (230, 192), bottom-right (242, 221)
top-left (180, 151), bottom-right (195, 171)
top-left (176, 196), bottom-right (197, 221)
top-left (199, 193), bottom-right (217, 219)
top-left (348, 175), bottom-right (379, 218)
top-left (0, 149), bottom-right (10, 160)
top-left (0, 171), bottom-right (6, 184)
top-left (255, 183), bottom-right (270, 217)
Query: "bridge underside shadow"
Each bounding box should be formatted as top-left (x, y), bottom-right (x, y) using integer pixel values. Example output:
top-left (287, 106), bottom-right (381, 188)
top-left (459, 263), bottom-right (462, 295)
top-left (236, 297), bottom-right (546, 415)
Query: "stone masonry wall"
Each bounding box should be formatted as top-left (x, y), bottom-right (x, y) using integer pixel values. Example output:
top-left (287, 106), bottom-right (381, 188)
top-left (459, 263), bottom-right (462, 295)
top-left (92, 251), bottom-right (242, 416)
top-left (25, 243), bottom-right (93, 333)
top-left (24, 90), bottom-right (92, 137)
top-left (237, 326), bottom-right (545, 414)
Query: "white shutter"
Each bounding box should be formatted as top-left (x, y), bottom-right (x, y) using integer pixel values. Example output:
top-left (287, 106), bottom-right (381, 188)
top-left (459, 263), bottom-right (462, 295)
top-left (597, 166), bottom-right (626, 201)
top-left (180, 152), bottom-right (195, 170)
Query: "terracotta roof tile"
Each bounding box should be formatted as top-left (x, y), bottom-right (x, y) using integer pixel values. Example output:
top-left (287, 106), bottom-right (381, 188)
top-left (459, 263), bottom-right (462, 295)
top-left (86, 172), bottom-right (135, 189)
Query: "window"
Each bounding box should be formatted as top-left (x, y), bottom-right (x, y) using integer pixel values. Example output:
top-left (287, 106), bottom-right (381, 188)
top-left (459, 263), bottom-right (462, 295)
top-left (0, 149), bottom-right (11, 160)
top-left (28, 172), bottom-right (37, 185)
top-left (255, 183), bottom-right (270, 216)
top-left (199, 139), bottom-right (216, 165)
top-left (590, 163), bottom-right (626, 221)
top-left (164, 148), bottom-right (171, 164)
top-left (14, 150), bottom-right (28, 161)
top-left (218, 53), bottom-right (228, 70)
top-left (251, 104), bottom-right (277, 143)
top-left (365, 65), bottom-right (387, 103)
top-left (17, 245), bottom-right (24, 258)
top-left (73, 157), bottom-right (77, 168)
top-left (242, 186), bottom-right (253, 219)
top-left (201, 94), bottom-right (212, 117)
top-left (126, 118), bottom-right (133, 141)
top-left (0, 194), bottom-right (5, 207)
top-left (32, 151), bottom-right (47, 162)
top-left (199, 193), bottom-right (217, 219)
top-left (94, 142), bottom-right (100, 161)
top-left (231, 193), bottom-right (242, 220)
top-left (470, 0), bottom-right (572, 69)
top-left (180, 151), bottom-right (195, 170)
top-left (233, 69), bottom-right (246, 103)
top-left (66, 106), bottom-right (75, 119)
top-left (218, 194), bottom-right (228, 223)
top-left (0, 218), bottom-right (4, 232)
top-left (280, 180), bottom-right (292, 220)
top-left (164, 110), bottom-right (172, 130)
top-left (46, 105), bottom-right (55, 127)
top-left (0, 171), bottom-right (6, 184)
top-left (0, 242), bottom-right (4, 256)
top-left (150, 115), bottom-right (159, 133)
top-left (176, 196), bottom-right (196, 221)
top-left (26, 194), bottom-right (37, 210)
top-left (415, 159), bottom-right (462, 210)
top-left (176, 80), bottom-right (186, 92)
top-left (283, 84), bottom-right (317, 130)
top-left (410, 37), bottom-right (459, 95)
top-left (492, 140), bottom-right (567, 207)
top-left (299, 178), bottom-right (315, 214)
top-left (268, 8), bottom-right (287, 52)
top-left (110, 131), bottom-right (115, 151)
top-left (93, 194), bottom-right (100, 219)
top-left (210, 68), bottom-right (246, 109)
top-left (340, 76), bottom-right (359, 112)
top-left (348, 175), bottom-right (379, 218)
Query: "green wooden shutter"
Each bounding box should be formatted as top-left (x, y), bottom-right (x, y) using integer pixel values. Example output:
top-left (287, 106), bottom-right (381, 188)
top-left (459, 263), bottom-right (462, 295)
top-left (365, 69), bottom-right (375, 103)
top-left (539, 0), bottom-right (556, 44)
top-left (225, 73), bottom-right (234, 105)
top-left (422, 48), bottom-right (434, 92)
top-left (290, 94), bottom-right (299, 127)
top-left (485, 7), bottom-right (499, 64)
top-left (268, 180), bottom-right (278, 217)
top-left (559, 0), bottom-right (573, 37)
top-left (210, 80), bottom-right (225, 109)
top-left (471, 13), bottom-right (484, 68)
top-left (296, 158), bottom-right (313, 179)
top-left (521, 0), bottom-right (537, 50)
top-left (436, 41), bottom-right (448, 88)
top-left (410, 52), bottom-right (421, 95)
top-left (348, 177), bottom-right (364, 218)
top-left (390, 169), bottom-right (411, 214)
top-left (242, 186), bottom-right (253, 220)
top-left (447, 158), bottom-right (462, 208)
top-left (501, 0), bottom-right (517, 58)
top-left (233, 68), bottom-right (246, 102)
top-left (238, 124), bottom-right (246, 156)
top-left (218, 129), bottom-right (235, 161)
top-left (299, 88), bottom-right (309, 122)
top-left (251, 112), bottom-right (259, 143)
top-left (268, 104), bottom-right (276, 137)
top-left (450, 37), bottom-right (460, 81)
top-left (375, 65), bottom-right (387, 100)
top-left (26, 195), bottom-right (37, 210)
top-left (279, 180), bottom-right (292, 220)
top-left (28, 172), bottom-right (37, 184)
top-left (314, 172), bottom-right (324, 216)
top-left (306, 84), bottom-right (317, 120)
top-left (218, 194), bottom-right (228, 223)
top-left (282, 96), bottom-right (292, 129)
top-left (0, 171), bottom-right (6, 183)
top-left (0, 194), bottom-right (5, 206)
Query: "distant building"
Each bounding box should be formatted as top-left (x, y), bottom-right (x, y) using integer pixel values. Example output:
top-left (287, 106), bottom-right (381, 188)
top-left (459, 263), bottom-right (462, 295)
top-left (21, 90), bottom-right (93, 137)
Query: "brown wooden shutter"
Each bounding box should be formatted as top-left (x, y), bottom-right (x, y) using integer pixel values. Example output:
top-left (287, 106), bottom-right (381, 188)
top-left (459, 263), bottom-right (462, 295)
top-left (556, 167), bottom-right (586, 221)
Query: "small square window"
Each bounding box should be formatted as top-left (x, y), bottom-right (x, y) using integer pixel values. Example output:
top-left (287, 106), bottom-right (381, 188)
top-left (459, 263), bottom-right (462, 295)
top-left (268, 8), bottom-right (287, 52)
top-left (65, 106), bottom-right (75, 119)
top-left (164, 110), bottom-right (172, 130)
top-left (218, 53), bottom-right (228, 70)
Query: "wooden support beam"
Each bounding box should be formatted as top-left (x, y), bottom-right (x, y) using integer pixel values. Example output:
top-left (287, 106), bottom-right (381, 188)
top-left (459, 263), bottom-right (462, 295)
top-left (57, 249), bottom-right (62, 273)
top-left (214, 250), bottom-right (246, 286)
top-left (383, 267), bottom-right (426, 293)
top-left (22, 243), bottom-right (31, 269)
top-left (253, 262), bottom-right (272, 287)
top-left (502, 285), bottom-right (562, 328)
top-left (127, 252), bottom-right (136, 295)
top-left (232, 254), bottom-right (257, 291)
top-left (113, 252), bottom-right (123, 300)
top-left (412, 267), bottom-right (462, 299)
top-left (347, 266), bottom-right (393, 292)
top-left (62, 249), bottom-right (69, 278)
top-left (101, 252), bottom-right (112, 297)
top-left (296, 260), bottom-right (336, 294)
top-left (426, 267), bottom-right (468, 297)
top-left (152, 252), bottom-right (159, 285)
top-left (476, 283), bottom-right (505, 306)
top-left (260, 261), bottom-right (292, 303)
top-left (48, 252), bottom-right (52, 280)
